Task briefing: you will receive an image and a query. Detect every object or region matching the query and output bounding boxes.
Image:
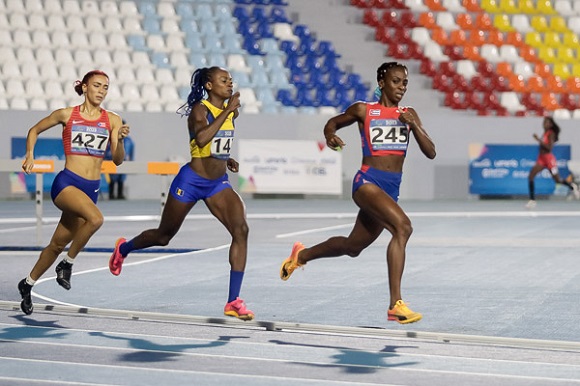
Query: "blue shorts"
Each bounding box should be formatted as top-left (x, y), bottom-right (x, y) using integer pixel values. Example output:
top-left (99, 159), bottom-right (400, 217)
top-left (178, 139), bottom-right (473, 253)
top-left (169, 164), bottom-right (232, 203)
top-left (51, 168), bottom-right (100, 204)
top-left (352, 165), bottom-right (402, 202)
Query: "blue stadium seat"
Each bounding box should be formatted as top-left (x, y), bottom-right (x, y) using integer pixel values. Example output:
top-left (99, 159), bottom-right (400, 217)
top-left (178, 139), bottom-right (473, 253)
top-left (127, 35), bottom-right (148, 51)
top-left (233, 6), bottom-right (251, 22)
top-left (151, 52), bottom-right (171, 68)
top-left (176, 3), bottom-right (195, 19)
top-left (270, 6), bottom-right (291, 23)
top-left (189, 52), bottom-right (208, 68)
top-left (143, 17), bottom-right (161, 34)
top-left (139, 2), bottom-right (157, 17)
top-left (180, 19), bottom-right (199, 34)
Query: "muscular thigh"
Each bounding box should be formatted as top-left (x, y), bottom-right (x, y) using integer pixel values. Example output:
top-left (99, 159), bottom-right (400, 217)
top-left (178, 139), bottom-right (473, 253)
top-left (204, 188), bottom-right (246, 230)
top-left (353, 184), bottom-right (409, 234)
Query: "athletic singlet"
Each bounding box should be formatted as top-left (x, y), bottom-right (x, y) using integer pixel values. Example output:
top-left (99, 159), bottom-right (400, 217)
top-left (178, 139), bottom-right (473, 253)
top-left (63, 105), bottom-right (111, 158)
top-left (361, 102), bottom-right (410, 157)
top-left (541, 129), bottom-right (555, 152)
top-left (189, 100), bottom-right (234, 160)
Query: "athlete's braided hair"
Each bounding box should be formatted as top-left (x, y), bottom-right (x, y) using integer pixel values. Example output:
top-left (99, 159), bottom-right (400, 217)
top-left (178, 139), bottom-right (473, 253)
top-left (176, 66), bottom-right (221, 116)
top-left (376, 62), bottom-right (407, 82)
top-left (545, 116), bottom-right (561, 142)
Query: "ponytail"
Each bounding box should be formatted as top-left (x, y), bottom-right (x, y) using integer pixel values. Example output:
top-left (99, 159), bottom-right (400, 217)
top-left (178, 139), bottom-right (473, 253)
top-left (177, 67), bottom-right (220, 116)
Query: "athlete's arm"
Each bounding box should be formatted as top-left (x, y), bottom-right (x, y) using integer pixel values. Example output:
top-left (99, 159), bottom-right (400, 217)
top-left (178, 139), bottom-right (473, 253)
top-left (22, 108), bottom-right (70, 174)
top-left (108, 112), bottom-right (128, 166)
top-left (323, 102), bottom-right (365, 150)
top-left (400, 107), bottom-right (436, 159)
top-left (189, 92), bottom-right (240, 148)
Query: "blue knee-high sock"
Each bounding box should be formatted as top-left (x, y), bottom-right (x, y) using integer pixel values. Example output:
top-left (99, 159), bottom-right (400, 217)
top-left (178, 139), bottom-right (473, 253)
top-left (119, 239), bottom-right (136, 257)
top-left (228, 270), bottom-right (244, 303)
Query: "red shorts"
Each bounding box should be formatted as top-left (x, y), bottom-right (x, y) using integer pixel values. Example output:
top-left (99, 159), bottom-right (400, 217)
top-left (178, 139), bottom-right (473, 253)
top-left (537, 153), bottom-right (558, 173)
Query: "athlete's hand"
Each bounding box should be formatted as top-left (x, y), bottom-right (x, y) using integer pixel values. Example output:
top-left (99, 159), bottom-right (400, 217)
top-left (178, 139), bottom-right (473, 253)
top-left (326, 134), bottom-right (345, 151)
top-left (533, 133), bottom-right (540, 141)
top-left (118, 123), bottom-right (130, 140)
top-left (22, 156), bottom-right (34, 175)
top-left (397, 107), bottom-right (417, 128)
top-left (226, 92), bottom-right (241, 113)
top-left (227, 157), bottom-right (239, 173)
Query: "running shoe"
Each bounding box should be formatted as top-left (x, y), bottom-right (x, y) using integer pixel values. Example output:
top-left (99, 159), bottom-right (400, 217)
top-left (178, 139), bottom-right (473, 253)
top-left (109, 237), bottom-right (126, 276)
top-left (280, 241), bottom-right (305, 281)
top-left (224, 297), bottom-right (254, 321)
top-left (18, 279), bottom-right (33, 315)
top-left (387, 300), bottom-right (422, 324)
top-left (55, 260), bottom-right (72, 290)
top-left (525, 200), bottom-right (537, 209)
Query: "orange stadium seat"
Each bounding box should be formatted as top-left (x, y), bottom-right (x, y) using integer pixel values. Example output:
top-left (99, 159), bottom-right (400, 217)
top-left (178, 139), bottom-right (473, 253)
top-left (541, 92), bottom-right (561, 110)
top-left (449, 29), bottom-right (467, 45)
top-left (508, 73), bottom-right (527, 92)
top-left (534, 63), bottom-right (552, 78)
top-left (456, 13), bottom-right (474, 29)
top-left (431, 28), bottom-right (450, 45)
top-left (419, 12), bottom-right (438, 28)
top-left (520, 46), bottom-right (541, 63)
top-left (496, 62), bottom-right (513, 77)
top-left (506, 31), bottom-right (525, 47)
top-left (488, 30), bottom-right (505, 46)
top-left (463, 45), bottom-right (483, 60)
top-left (462, 0), bottom-right (482, 11)
top-left (526, 75), bottom-right (546, 92)
top-left (566, 76), bottom-right (580, 92)
top-left (424, 0), bottom-right (446, 11)
top-left (547, 75), bottom-right (566, 93)
top-left (470, 30), bottom-right (487, 46)
top-left (474, 13), bottom-right (493, 31)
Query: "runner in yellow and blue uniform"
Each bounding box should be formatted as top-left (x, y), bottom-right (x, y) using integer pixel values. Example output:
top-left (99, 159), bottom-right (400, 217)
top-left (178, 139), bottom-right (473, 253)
top-left (109, 67), bottom-right (254, 320)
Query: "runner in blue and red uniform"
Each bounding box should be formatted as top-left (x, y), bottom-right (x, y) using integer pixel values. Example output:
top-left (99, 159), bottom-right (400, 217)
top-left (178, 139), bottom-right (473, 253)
top-left (526, 116), bottom-right (579, 209)
top-left (18, 70), bottom-right (130, 315)
top-left (279, 62), bottom-right (436, 324)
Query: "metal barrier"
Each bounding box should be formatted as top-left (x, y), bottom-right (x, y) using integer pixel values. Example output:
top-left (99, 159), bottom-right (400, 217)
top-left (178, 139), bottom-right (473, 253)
top-left (0, 160), bottom-right (179, 245)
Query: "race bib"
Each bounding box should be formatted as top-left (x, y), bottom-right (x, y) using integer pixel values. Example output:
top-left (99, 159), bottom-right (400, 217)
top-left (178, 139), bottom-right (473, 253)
top-left (210, 129), bottom-right (234, 160)
top-left (369, 119), bottom-right (408, 152)
top-left (70, 124), bottom-right (109, 156)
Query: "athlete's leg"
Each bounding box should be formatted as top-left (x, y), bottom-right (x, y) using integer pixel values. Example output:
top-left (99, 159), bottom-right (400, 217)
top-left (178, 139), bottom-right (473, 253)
top-left (126, 194), bottom-right (195, 251)
top-left (204, 188), bottom-right (248, 272)
top-left (28, 211), bottom-right (82, 281)
top-left (53, 187), bottom-right (104, 259)
top-left (352, 184), bottom-right (413, 308)
top-left (528, 163), bottom-right (543, 200)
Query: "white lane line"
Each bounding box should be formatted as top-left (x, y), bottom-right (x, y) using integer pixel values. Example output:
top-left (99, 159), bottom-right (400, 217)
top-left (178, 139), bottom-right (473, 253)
top-left (276, 223), bottom-right (353, 238)
top-left (3, 210), bottom-right (580, 226)
top-left (0, 341), bottom-right (579, 384)
top-left (30, 244), bottom-right (230, 307)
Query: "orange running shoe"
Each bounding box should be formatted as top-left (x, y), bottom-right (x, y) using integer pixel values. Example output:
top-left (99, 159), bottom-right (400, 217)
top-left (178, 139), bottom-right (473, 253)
top-left (280, 241), bottom-right (305, 281)
top-left (224, 297), bottom-right (254, 321)
top-left (387, 300), bottom-right (422, 324)
top-left (109, 237), bottom-right (126, 276)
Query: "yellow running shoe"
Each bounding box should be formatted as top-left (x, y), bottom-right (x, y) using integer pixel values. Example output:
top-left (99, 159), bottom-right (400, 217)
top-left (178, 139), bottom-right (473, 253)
top-left (280, 241), bottom-right (305, 281)
top-left (387, 300), bottom-right (422, 324)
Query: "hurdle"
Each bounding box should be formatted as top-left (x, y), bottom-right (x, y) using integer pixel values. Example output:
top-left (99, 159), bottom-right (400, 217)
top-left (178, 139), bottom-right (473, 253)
top-left (0, 159), bottom-right (180, 245)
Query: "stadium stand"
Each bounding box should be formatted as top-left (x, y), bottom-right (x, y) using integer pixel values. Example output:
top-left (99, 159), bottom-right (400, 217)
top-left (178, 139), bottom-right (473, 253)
top-left (0, 0), bottom-right (579, 118)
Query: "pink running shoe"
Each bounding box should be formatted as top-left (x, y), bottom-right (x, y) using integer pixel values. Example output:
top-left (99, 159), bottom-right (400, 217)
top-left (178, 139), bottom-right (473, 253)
top-left (280, 241), bottom-right (305, 281)
top-left (224, 297), bottom-right (254, 321)
top-left (109, 237), bottom-right (126, 276)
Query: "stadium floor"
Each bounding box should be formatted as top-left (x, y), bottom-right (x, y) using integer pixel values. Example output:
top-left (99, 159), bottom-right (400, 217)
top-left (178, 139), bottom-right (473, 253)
top-left (1, 197), bottom-right (579, 385)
